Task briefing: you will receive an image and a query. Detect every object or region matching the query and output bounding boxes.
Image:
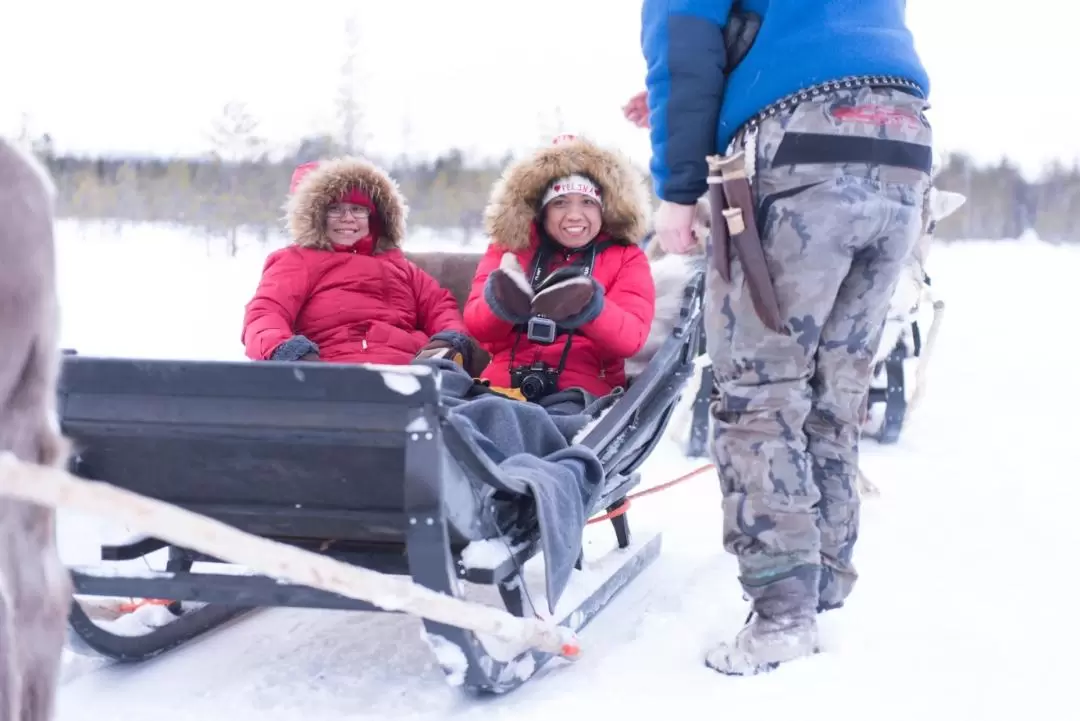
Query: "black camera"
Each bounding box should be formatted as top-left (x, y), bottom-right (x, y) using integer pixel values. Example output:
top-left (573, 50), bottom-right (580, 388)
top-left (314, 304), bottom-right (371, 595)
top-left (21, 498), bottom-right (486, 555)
top-left (509, 361), bottom-right (559, 401)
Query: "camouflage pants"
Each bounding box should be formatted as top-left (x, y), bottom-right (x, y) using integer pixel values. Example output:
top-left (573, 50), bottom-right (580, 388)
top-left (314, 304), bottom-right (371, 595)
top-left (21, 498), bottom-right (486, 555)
top-left (705, 86), bottom-right (933, 618)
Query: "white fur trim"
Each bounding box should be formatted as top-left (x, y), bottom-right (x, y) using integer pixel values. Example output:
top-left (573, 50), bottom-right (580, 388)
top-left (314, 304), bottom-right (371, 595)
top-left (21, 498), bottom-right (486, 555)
top-left (498, 252), bottom-right (534, 298)
top-left (532, 275), bottom-right (593, 306)
top-left (541, 174), bottom-right (602, 208)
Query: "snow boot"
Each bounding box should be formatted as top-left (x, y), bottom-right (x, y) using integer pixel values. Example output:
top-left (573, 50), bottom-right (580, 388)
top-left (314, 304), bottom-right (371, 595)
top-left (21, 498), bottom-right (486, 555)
top-left (705, 610), bottom-right (821, 676)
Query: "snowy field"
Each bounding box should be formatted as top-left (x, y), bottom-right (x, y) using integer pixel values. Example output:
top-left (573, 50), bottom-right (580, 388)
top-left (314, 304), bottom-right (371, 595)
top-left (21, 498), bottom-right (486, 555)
top-left (52, 220), bottom-right (1077, 720)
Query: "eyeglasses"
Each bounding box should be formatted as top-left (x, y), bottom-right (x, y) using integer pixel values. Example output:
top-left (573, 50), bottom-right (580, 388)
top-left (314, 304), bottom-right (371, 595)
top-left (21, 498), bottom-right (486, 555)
top-left (327, 204), bottom-right (371, 218)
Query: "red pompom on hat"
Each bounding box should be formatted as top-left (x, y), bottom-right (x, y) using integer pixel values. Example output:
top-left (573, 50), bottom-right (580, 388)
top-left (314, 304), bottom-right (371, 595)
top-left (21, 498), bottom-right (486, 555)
top-left (289, 161), bottom-right (320, 193)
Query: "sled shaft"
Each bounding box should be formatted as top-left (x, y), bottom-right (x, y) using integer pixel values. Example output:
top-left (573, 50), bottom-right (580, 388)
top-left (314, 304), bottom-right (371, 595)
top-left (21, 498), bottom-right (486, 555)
top-left (0, 453), bottom-right (575, 656)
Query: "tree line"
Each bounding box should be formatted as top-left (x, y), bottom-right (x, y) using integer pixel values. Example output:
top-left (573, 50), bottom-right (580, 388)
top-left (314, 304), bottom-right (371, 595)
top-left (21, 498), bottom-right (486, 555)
top-left (22, 126), bottom-right (1080, 252)
top-left (35, 137), bottom-right (507, 253)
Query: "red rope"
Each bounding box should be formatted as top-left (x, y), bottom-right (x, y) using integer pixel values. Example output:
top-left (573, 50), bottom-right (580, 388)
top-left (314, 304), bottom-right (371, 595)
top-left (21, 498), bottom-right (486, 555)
top-left (585, 462), bottom-right (715, 525)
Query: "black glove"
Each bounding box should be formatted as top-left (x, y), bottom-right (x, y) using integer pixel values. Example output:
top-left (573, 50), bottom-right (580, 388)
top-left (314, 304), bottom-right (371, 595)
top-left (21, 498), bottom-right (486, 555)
top-left (415, 330), bottom-right (492, 377)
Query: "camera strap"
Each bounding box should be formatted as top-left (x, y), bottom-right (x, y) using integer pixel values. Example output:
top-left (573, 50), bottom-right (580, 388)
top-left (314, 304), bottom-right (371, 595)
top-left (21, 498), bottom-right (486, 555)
top-left (526, 238), bottom-right (612, 286)
top-left (508, 239), bottom-right (608, 377)
top-left (507, 329), bottom-right (577, 379)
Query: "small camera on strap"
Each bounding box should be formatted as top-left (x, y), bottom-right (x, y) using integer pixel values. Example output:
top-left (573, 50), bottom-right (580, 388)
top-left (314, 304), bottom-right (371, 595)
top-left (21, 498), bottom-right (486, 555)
top-left (526, 315), bottom-right (557, 344)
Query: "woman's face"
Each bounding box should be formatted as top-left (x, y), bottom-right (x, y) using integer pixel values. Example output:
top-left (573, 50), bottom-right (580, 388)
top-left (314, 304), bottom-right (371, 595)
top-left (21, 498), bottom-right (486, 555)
top-left (325, 202), bottom-right (371, 245)
top-left (542, 193), bottom-right (603, 249)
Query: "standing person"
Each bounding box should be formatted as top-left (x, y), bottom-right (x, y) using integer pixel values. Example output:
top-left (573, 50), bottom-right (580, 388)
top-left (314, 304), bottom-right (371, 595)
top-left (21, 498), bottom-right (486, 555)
top-left (631, 0), bottom-right (934, 675)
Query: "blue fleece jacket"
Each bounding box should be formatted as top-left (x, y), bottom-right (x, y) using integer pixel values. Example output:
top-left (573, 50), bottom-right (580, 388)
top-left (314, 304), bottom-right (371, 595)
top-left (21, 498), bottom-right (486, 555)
top-left (641, 0), bottom-right (929, 204)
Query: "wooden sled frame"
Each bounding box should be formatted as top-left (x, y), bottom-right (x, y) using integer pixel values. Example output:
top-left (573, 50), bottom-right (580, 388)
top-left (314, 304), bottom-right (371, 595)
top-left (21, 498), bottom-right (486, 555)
top-left (61, 271), bottom-right (705, 696)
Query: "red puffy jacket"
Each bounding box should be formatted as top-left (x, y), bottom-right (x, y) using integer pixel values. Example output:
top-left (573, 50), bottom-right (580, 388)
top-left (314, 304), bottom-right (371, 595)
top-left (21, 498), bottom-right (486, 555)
top-left (465, 230), bottom-right (655, 397)
top-left (241, 157), bottom-right (466, 365)
top-left (243, 241), bottom-right (466, 364)
top-left (464, 136), bottom-right (655, 397)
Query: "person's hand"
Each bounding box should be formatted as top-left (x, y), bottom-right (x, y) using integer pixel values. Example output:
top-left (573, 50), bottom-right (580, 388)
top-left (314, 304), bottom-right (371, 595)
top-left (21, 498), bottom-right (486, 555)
top-left (622, 90), bottom-right (650, 128)
top-left (531, 267), bottom-right (600, 325)
top-left (484, 253), bottom-right (533, 323)
top-left (654, 201), bottom-right (699, 254)
top-left (416, 331), bottom-right (492, 377)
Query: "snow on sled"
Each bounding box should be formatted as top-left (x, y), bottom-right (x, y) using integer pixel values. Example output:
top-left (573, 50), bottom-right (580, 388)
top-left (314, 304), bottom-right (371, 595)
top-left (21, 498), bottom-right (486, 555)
top-left (59, 268), bottom-right (705, 695)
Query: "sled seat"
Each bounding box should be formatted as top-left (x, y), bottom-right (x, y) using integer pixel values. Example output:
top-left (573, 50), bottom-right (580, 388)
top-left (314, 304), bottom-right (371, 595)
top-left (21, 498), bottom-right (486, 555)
top-left (405, 250), bottom-right (483, 312)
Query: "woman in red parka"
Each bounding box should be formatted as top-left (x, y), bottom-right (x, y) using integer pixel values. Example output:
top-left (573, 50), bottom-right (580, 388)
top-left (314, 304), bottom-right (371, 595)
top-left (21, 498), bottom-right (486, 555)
top-left (464, 136), bottom-right (656, 400)
top-left (242, 157), bottom-right (489, 373)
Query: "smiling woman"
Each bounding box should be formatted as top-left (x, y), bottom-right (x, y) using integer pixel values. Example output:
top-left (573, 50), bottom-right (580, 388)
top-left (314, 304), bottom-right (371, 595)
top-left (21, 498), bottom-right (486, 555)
top-left (325, 201), bottom-right (372, 244)
top-left (239, 156), bottom-right (491, 375)
top-left (463, 135), bottom-right (657, 401)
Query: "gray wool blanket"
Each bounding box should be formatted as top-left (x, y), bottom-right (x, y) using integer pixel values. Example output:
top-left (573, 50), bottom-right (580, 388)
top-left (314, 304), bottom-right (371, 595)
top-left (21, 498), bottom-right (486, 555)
top-left (414, 358), bottom-right (622, 614)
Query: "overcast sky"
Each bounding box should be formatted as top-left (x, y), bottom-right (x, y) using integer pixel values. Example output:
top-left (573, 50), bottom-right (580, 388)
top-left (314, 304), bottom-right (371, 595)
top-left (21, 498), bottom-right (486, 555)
top-left (0, 0), bottom-right (1063, 177)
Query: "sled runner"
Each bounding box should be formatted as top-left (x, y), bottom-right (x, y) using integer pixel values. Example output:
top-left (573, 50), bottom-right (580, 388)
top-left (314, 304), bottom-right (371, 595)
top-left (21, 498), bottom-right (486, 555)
top-left (60, 264), bottom-right (705, 695)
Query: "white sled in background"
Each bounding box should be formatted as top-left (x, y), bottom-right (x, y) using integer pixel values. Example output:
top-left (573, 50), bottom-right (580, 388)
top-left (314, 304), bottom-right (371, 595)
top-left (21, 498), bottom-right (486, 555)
top-left (861, 188), bottom-right (967, 444)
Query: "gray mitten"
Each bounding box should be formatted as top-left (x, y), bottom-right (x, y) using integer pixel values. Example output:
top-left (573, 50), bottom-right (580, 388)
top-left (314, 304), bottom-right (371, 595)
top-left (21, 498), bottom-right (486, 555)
top-left (483, 253), bottom-right (534, 323)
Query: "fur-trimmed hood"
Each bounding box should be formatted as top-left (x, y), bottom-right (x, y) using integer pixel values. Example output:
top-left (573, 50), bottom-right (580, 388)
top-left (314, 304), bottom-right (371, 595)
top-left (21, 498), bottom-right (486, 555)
top-left (483, 137), bottom-right (651, 252)
top-left (285, 157), bottom-right (408, 251)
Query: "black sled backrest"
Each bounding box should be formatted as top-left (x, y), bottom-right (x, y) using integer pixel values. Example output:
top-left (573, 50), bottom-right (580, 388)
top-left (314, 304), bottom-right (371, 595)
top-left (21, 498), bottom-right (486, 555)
top-left (58, 356), bottom-right (443, 545)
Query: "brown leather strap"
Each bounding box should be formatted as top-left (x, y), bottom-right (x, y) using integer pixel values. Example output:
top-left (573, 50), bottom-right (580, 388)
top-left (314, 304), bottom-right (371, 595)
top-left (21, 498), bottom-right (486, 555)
top-left (711, 152), bottom-right (786, 334)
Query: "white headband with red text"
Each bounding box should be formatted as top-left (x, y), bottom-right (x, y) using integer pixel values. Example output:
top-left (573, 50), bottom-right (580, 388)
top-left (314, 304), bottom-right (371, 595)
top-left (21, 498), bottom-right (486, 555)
top-left (541, 174), bottom-right (603, 208)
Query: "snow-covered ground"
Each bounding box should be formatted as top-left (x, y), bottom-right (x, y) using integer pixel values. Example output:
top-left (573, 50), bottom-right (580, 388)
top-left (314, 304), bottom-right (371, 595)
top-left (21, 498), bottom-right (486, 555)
top-left (53, 221), bottom-right (1077, 720)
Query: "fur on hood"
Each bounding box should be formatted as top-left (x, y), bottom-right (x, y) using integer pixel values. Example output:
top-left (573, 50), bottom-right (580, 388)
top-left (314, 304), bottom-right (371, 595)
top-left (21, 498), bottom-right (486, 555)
top-left (483, 136), bottom-right (652, 252)
top-left (285, 157), bottom-right (408, 251)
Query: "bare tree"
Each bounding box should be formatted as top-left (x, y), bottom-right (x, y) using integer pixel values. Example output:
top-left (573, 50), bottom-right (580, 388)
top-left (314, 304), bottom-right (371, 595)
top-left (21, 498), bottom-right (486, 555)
top-left (336, 15), bottom-right (369, 156)
top-left (207, 101), bottom-right (266, 165)
top-left (206, 101), bottom-right (268, 256)
top-left (536, 104), bottom-right (568, 143)
top-left (15, 113), bottom-right (35, 148)
top-left (397, 110), bottom-right (414, 168)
